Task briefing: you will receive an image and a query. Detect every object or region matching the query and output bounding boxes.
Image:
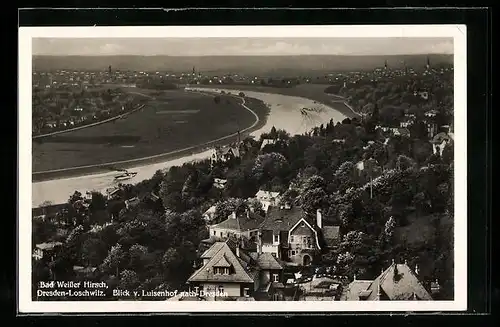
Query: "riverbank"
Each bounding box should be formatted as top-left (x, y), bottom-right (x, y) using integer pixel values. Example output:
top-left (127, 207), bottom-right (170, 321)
top-left (189, 83), bottom-right (362, 118)
top-left (32, 89), bottom-right (346, 207)
top-left (32, 96), bottom-right (269, 182)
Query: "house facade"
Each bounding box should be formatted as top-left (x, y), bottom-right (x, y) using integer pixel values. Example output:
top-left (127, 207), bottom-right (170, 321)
top-left (210, 144), bottom-right (241, 166)
top-left (258, 205), bottom-right (340, 266)
top-left (187, 240), bottom-right (285, 301)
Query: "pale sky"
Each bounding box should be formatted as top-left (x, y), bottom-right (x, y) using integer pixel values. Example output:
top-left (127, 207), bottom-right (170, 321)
top-left (32, 37), bottom-right (453, 56)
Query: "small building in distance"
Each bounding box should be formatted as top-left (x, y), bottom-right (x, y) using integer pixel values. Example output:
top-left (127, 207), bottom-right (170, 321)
top-left (253, 189), bottom-right (281, 212)
top-left (32, 242), bottom-right (63, 261)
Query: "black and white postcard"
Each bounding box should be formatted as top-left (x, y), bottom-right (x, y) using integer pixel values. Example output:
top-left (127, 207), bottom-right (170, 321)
top-left (18, 25), bottom-right (467, 313)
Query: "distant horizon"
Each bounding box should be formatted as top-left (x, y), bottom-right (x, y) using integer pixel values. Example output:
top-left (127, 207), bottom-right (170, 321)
top-left (32, 37), bottom-right (453, 57)
top-left (33, 53), bottom-right (452, 58)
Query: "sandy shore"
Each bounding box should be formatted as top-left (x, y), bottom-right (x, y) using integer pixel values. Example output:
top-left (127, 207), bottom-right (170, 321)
top-left (31, 89), bottom-right (347, 207)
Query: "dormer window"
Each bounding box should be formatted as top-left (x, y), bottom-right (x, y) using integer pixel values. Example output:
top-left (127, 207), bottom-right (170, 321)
top-left (214, 267), bottom-right (230, 275)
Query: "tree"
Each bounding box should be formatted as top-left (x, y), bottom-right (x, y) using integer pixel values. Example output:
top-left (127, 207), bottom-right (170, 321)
top-left (128, 243), bottom-right (149, 271)
top-left (300, 187), bottom-right (328, 213)
top-left (101, 243), bottom-right (126, 277)
top-left (89, 192), bottom-right (107, 212)
top-left (246, 198), bottom-right (266, 216)
top-left (213, 198), bottom-right (247, 223)
top-left (68, 191), bottom-right (83, 205)
top-left (162, 248), bottom-right (182, 280)
top-left (302, 175), bottom-right (326, 192)
top-left (383, 216), bottom-right (397, 243)
top-left (119, 270), bottom-right (140, 292)
top-left (81, 237), bottom-right (107, 267)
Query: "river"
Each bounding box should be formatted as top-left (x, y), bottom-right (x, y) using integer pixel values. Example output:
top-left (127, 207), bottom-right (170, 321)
top-left (31, 89), bottom-right (347, 207)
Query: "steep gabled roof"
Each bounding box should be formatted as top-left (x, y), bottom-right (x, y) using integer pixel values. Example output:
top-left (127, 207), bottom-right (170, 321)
top-left (188, 242), bottom-right (254, 283)
top-left (260, 206), bottom-right (306, 233)
top-left (213, 255), bottom-right (232, 268)
top-left (200, 242), bottom-right (225, 259)
top-left (344, 280), bottom-right (373, 301)
top-left (366, 263), bottom-right (433, 300)
top-left (255, 252), bottom-right (283, 270)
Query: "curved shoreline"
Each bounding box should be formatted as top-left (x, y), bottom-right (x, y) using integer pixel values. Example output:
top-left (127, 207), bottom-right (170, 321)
top-left (32, 91), bottom-right (155, 139)
top-left (32, 95), bottom-right (262, 182)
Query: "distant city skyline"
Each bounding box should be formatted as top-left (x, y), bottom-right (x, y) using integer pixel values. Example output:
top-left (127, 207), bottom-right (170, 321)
top-left (32, 37), bottom-right (453, 57)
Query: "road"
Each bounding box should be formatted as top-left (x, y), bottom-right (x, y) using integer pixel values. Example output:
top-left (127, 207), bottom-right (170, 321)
top-left (31, 89), bottom-right (347, 207)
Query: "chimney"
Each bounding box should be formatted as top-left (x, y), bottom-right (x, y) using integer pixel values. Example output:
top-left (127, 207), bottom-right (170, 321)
top-left (353, 274), bottom-right (357, 281)
top-left (316, 209), bottom-right (322, 229)
top-left (236, 245), bottom-right (240, 258)
top-left (415, 264), bottom-right (420, 275)
top-left (230, 211), bottom-right (237, 219)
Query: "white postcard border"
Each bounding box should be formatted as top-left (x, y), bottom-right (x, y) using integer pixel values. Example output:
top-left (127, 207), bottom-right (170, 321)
top-left (19, 24), bottom-right (467, 313)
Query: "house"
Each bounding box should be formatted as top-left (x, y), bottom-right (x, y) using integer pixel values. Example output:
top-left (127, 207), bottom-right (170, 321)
top-left (124, 197), bottom-right (140, 209)
top-left (203, 205), bottom-right (217, 223)
top-left (208, 210), bottom-right (265, 240)
top-left (332, 139), bottom-right (346, 144)
top-left (397, 128), bottom-right (411, 138)
top-left (187, 240), bottom-right (284, 301)
top-left (32, 242), bottom-right (63, 261)
top-left (211, 145), bottom-right (240, 164)
top-left (213, 178), bottom-right (227, 189)
top-left (342, 260), bottom-right (433, 301)
top-left (258, 205), bottom-right (340, 266)
top-left (105, 186), bottom-right (122, 200)
top-left (296, 276), bottom-right (343, 301)
top-left (73, 266), bottom-right (97, 278)
top-left (260, 138), bottom-right (277, 151)
top-left (254, 189), bottom-right (281, 212)
top-left (431, 132), bottom-right (453, 156)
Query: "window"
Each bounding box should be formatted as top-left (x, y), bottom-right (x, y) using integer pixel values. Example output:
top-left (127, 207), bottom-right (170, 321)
top-left (243, 288), bottom-right (250, 297)
top-left (220, 232), bottom-right (223, 237)
top-left (273, 293), bottom-right (280, 301)
top-left (213, 231), bottom-right (216, 235)
top-left (290, 250), bottom-right (296, 256)
top-left (214, 267), bottom-right (230, 275)
top-left (218, 285), bottom-right (224, 293)
top-left (290, 236), bottom-right (294, 243)
top-left (273, 234), bottom-right (279, 243)
top-left (273, 274), bottom-right (279, 282)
